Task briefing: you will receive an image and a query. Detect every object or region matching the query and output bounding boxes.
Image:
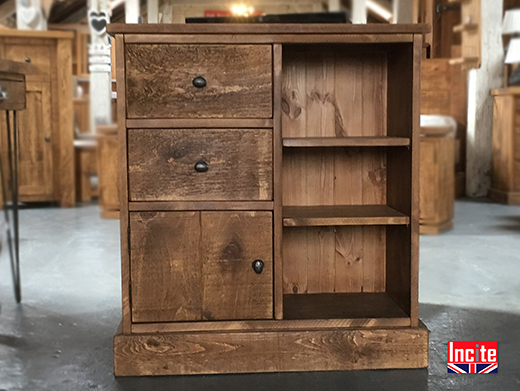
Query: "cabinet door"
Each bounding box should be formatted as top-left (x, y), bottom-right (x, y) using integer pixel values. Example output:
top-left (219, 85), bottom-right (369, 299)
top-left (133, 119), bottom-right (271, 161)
top-left (201, 211), bottom-right (273, 320)
top-left (130, 211), bottom-right (202, 323)
top-left (18, 81), bottom-right (54, 200)
top-left (0, 81), bottom-right (54, 201)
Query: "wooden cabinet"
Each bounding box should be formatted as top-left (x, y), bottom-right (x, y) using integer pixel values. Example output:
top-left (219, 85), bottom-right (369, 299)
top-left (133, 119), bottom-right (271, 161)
top-left (0, 30), bottom-right (74, 206)
top-left (110, 23), bottom-right (430, 376)
top-left (97, 125), bottom-right (119, 218)
top-left (489, 87), bottom-right (520, 204)
top-left (419, 117), bottom-right (456, 234)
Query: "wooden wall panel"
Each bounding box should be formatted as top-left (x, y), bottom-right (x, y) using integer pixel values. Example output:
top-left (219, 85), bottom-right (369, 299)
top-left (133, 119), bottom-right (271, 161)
top-left (283, 148), bottom-right (386, 206)
top-left (283, 226), bottom-right (386, 294)
top-left (282, 45), bottom-right (387, 138)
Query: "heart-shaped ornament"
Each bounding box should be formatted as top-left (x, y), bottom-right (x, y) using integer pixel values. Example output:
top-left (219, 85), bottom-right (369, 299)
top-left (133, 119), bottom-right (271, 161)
top-left (89, 11), bottom-right (108, 35)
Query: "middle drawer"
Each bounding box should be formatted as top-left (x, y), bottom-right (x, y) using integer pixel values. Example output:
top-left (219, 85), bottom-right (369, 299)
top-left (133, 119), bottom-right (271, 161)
top-left (128, 128), bottom-right (273, 201)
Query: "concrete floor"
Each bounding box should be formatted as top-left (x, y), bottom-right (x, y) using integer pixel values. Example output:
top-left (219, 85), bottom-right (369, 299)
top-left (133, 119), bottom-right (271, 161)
top-left (0, 198), bottom-right (519, 390)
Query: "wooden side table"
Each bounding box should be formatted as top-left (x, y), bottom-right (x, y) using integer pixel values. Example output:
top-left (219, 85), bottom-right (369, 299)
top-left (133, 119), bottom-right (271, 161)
top-left (0, 59), bottom-right (32, 303)
top-left (489, 87), bottom-right (520, 204)
top-left (420, 115), bottom-right (456, 234)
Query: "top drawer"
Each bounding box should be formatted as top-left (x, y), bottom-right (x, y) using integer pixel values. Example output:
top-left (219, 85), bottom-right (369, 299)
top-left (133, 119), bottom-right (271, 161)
top-left (125, 44), bottom-right (273, 119)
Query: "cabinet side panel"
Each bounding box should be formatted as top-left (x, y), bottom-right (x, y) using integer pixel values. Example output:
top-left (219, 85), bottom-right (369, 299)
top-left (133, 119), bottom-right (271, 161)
top-left (115, 35), bottom-right (132, 333)
top-left (491, 95), bottom-right (514, 192)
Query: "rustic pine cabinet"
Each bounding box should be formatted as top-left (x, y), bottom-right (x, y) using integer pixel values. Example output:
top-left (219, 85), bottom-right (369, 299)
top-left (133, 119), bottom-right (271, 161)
top-left (0, 30), bottom-right (74, 207)
top-left (489, 87), bottom-right (520, 204)
top-left (109, 23), bottom-right (430, 376)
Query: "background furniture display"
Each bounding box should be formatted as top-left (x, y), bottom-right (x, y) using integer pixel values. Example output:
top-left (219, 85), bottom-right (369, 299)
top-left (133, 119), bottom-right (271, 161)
top-left (0, 30), bottom-right (74, 207)
top-left (0, 59), bottom-right (32, 303)
top-left (448, 0), bottom-right (481, 70)
top-left (420, 115), bottom-right (456, 234)
top-left (109, 23), bottom-right (429, 376)
top-left (97, 124), bottom-right (118, 218)
top-left (421, 57), bottom-right (467, 197)
top-left (489, 87), bottom-right (520, 204)
top-left (502, 8), bottom-right (520, 86)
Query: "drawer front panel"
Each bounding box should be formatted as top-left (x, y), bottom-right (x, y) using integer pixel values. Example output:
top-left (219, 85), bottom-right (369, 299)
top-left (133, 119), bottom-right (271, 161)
top-left (125, 44), bottom-right (273, 119)
top-left (128, 128), bottom-right (273, 201)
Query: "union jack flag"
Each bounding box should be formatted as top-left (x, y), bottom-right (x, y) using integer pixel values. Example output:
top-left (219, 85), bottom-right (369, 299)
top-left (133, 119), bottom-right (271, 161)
top-left (447, 363), bottom-right (498, 374)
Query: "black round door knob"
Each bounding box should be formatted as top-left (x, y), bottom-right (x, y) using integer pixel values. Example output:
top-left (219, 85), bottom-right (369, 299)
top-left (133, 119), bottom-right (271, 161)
top-left (25, 57), bottom-right (31, 63)
top-left (194, 160), bottom-right (208, 172)
top-left (44, 136), bottom-right (51, 142)
top-left (252, 260), bottom-right (264, 274)
top-left (192, 76), bottom-right (207, 88)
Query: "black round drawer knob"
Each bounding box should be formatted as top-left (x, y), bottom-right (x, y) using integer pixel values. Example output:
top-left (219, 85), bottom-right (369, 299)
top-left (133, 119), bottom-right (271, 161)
top-left (252, 260), bottom-right (264, 274)
top-left (192, 76), bottom-right (207, 88)
top-left (194, 160), bottom-right (208, 173)
top-left (44, 136), bottom-right (51, 142)
top-left (25, 57), bottom-right (31, 63)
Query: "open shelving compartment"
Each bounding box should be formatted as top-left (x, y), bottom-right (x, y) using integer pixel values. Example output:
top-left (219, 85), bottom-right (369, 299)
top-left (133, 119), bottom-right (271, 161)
top-left (281, 42), bottom-right (416, 323)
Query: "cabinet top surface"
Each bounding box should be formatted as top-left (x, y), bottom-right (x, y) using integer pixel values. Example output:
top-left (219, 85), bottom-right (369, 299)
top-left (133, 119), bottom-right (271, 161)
top-left (0, 29), bottom-right (74, 39)
top-left (108, 23), bottom-right (430, 36)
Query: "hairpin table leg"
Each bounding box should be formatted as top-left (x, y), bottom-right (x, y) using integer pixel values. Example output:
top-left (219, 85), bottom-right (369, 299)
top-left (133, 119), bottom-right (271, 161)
top-left (2, 110), bottom-right (21, 303)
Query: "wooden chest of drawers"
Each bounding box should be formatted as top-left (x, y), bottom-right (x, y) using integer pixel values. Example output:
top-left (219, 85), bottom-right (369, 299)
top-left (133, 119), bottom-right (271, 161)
top-left (109, 23), bottom-right (430, 377)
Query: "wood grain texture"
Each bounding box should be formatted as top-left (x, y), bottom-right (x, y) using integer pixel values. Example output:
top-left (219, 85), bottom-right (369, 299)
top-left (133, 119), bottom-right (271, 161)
top-left (125, 44), bottom-right (272, 119)
top-left (283, 292), bottom-right (408, 320)
top-left (108, 23), bottom-right (431, 35)
top-left (131, 317), bottom-right (411, 334)
top-left (273, 43), bottom-right (284, 320)
top-left (130, 212), bottom-right (202, 323)
top-left (15, 81), bottom-right (53, 200)
top-left (0, 78), bottom-right (25, 111)
top-left (128, 128), bottom-right (272, 202)
top-left (420, 135), bottom-right (455, 231)
top-left (115, 34), bottom-right (131, 333)
top-left (283, 205), bottom-right (410, 226)
top-left (283, 137), bottom-right (410, 147)
top-left (126, 118), bottom-right (273, 129)
top-left (56, 38), bottom-right (74, 207)
top-left (283, 226), bottom-right (387, 295)
top-left (283, 148), bottom-right (386, 207)
top-left (282, 45), bottom-right (387, 138)
top-left (124, 34), bottom-right (414, 45)
top-left (201, 212), bottom-right (273, 320)
top-left (113, 323), bottom-right (429, 376)
top-left (97, 125), bottom-right (119, 214)
top-left (129, 201), bottom-right (273, 211)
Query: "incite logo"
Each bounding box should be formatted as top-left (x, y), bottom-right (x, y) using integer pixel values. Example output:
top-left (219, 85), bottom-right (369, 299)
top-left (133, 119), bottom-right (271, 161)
top-left (447, 341), bottom-right (498, 374)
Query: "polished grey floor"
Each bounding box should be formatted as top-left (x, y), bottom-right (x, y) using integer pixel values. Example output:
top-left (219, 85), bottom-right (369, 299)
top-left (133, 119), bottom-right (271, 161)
top-left (0, 198), bottom-right (519, 390)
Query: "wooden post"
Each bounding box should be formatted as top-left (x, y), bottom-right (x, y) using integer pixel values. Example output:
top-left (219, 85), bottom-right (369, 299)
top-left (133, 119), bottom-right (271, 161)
top-left (393, 0), bottom-right (414, 23)
top-left (466, 0), bottom-right (504, 196)
top-left (352, 0), bottom-right (367, 24)
top-left (88, 0), bottom-right (112, 131)
top-left (148, 0), bottom-right (158, 23)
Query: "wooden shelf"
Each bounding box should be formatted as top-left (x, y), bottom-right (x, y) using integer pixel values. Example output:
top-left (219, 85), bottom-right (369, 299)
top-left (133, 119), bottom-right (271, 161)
top-left (283, 205), bottom-right (409, 227)
top-left (283, 137), bottom-right (410, 148)
top-left (453, 23), bottom-right (478, 33)
top-left (283, 292), bottom-right (410, 320)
